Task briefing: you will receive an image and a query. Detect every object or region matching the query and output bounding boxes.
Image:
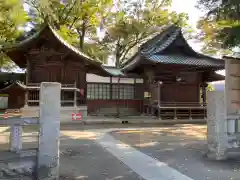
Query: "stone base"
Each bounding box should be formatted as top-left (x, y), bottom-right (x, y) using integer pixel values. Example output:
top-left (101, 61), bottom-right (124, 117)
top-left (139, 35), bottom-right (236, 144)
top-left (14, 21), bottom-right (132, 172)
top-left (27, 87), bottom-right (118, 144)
top-left (21, 106), bottom-right (87, 122)
top-left (206, 151), bottom-right (228, 160)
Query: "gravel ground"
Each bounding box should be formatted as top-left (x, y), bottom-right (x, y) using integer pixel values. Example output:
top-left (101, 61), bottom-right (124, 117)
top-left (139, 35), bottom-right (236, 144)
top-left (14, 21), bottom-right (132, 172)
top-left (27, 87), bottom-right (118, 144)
top-left (59, 133), bottom-right (144, 180)
top-left (109, 125), bottom-right (240, 180)
top-left (0, 126), bottom-right (144, 180)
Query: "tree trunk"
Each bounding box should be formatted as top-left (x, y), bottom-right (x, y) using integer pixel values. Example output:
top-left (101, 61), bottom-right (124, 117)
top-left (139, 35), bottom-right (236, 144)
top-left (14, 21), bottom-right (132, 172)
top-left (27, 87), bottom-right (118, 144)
top-left (115, 42), bottom-right (121, 68)
top-left (79, 25), bottom-right (86, 49)
top-left (115, 55), bottom-right (121, 68)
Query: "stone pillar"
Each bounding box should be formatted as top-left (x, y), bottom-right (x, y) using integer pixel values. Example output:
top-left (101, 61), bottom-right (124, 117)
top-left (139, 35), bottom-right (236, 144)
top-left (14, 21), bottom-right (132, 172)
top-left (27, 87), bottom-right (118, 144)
top-left (37, 82), bottom-right (61, 180)
top-left (207, 91), bottom-right (228, 160)
top-left (225, 57), bottom-right (240, 134)
top-left (9, 125), bottom-right (22, 152)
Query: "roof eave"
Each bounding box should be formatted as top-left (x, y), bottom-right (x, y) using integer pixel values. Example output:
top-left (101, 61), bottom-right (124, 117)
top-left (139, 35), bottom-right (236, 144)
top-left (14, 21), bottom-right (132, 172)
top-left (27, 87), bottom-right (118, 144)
top-left (121, 54), bottom-right (142, 72)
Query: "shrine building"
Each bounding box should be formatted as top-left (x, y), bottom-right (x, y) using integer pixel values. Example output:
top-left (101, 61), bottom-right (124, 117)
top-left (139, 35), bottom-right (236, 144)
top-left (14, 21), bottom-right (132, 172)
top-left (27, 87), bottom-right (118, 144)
top-left (0, 24), bottom-right (224, 121)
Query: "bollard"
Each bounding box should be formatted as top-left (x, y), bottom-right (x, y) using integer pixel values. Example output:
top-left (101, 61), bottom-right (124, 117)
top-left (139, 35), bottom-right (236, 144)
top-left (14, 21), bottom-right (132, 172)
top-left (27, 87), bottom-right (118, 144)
top-left (37, 82), bottom-right (61, 180)
top-left (9, 125), bottom-right (22, 152)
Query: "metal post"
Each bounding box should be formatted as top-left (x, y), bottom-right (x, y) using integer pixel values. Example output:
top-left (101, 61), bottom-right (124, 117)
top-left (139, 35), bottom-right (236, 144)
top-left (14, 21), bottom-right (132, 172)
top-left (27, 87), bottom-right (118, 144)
top-left (37, 82), bottom-right (61, 180)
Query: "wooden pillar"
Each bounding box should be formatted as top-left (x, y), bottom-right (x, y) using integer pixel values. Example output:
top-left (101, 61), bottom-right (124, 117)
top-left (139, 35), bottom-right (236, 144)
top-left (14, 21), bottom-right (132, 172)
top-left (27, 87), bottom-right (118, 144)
top-left (24, 60), bottom-right (29, 107)
top-left (202, 83), bottom-right (207, 106)
top-left (74, 81), bottom-right (77, 107)
top-left (116, 77), bottom-right (120, 118)
top-left (110, 77), bottom-right (113, 99)
top-left (144, 69), bottom-right (154, 116)
top-left (157, 81), bottom-right (162, 119)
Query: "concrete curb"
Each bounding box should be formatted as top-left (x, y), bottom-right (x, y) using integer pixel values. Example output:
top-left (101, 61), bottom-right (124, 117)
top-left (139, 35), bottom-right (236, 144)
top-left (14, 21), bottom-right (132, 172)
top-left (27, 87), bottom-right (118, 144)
top-left (60, 119), bottom-right (206, 125)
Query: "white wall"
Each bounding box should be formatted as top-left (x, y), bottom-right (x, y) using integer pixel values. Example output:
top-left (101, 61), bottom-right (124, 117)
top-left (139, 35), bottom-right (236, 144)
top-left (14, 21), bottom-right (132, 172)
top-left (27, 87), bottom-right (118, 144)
top-left (86, 74), bottom-right (143, 84)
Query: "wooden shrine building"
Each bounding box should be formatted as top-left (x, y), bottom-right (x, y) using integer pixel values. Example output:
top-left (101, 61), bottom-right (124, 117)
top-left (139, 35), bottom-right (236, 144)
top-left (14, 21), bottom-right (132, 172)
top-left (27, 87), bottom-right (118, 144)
top-left (121, 25), bottom-right (224, 119)
top-left (1, 24), bottom-right (225, 120)
top-left (1, 24), bottom-right (113, 119)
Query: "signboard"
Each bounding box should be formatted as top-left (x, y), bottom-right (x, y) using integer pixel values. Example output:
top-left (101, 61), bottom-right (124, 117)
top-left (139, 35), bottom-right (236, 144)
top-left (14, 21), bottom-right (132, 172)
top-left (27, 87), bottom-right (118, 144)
top-left (72, 113), bottom-right (82, 121)
top-left (144, 92), bottom-right (151, 98)
top-left (3, 113), bottom-right (8, 119)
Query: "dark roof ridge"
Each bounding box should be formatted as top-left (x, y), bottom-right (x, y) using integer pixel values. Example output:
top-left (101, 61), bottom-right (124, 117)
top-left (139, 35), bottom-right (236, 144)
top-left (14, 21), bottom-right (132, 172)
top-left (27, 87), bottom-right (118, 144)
top-left (139, 25), bottom-right (180, 52)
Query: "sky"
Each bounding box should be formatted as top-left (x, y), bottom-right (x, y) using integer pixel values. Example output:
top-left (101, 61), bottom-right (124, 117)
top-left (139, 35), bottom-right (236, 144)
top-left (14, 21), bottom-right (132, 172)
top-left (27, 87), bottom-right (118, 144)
top-left (171, 0), bottom-right (225, 78)
top-left (171, 0), bottom-right (205, 52)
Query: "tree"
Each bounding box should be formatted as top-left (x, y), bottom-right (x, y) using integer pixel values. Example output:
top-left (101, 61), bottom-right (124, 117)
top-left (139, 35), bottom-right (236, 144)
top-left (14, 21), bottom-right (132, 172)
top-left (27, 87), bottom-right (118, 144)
top-left (0, 0), bottom-right (28, 43)
top-left (25, 0), bottom-right (188, 66)
top-left (94, 0), bottom-right (188, 67)
top-left (196, 0), bottom-right (240, 56)
top-left (26, 0), bottom-right (113, 62)
top-left (207, 83), bottom-right (215, 92)
top-left (0, 0), bottom-right (28, 70)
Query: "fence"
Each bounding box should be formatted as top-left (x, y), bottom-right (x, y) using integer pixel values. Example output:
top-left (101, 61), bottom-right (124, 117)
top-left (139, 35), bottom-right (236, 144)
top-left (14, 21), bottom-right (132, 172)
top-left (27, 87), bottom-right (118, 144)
top-left (0, 82), bottom-right (61, 180)
top-left (144, 102), bottom-right (207, 120)
top-left (27, 82), bottom-right (84, 106)
top-left (0, 118), bottom-right (39, 179)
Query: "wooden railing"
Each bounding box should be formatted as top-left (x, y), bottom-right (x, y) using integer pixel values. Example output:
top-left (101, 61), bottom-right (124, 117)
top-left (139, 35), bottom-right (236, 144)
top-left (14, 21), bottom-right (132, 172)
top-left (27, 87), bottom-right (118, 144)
top-left (159, 102), bottom-right (207, 108)
top-left (144, 102), bottom-right (207, 120)
top-left (25, 82), bottom-right (83, 106)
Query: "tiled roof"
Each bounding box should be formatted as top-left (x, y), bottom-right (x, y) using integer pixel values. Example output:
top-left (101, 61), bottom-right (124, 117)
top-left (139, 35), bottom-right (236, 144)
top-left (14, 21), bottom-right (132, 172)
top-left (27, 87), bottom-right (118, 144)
top-left (146, 55), bottom-right (223, 66)
top-left (122, 25), bottom-right (224, 71)
top-left (141, 26), bottom-right (181, 55)
top-left (102, 66), bottom-right (125, 76)
top-left (48, 25), bottom-right (102, 64)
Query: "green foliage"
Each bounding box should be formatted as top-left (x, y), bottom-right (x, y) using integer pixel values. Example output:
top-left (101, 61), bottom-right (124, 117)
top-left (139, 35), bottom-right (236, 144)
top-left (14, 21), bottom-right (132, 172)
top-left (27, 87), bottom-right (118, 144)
top-left (0, 0), bottom-right (188, 68)
top-left (27, 0), bottom-right (113, 61)
top-left (0, 0), bottom-right (28, 43)
top-left (96, 0), bottom-right (188, 67)
top-left (196, 0), bottom-right (240, 55)
top-left (0, 0), bottom-right (28, 71)
top-left (206, 83), bottom-right (216, 92)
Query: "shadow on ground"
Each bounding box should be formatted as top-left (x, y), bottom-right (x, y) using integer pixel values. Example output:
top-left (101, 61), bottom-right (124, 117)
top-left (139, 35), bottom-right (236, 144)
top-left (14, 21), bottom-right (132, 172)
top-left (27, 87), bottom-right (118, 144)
top-left (109, 124), bottom-right (240, 180)
top-left (59, 132), bottom-right (144, 180)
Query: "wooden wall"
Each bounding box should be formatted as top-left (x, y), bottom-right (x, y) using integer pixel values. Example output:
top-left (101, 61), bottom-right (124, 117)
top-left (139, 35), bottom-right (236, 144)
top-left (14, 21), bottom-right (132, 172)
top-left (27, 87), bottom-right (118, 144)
top-left (0, 87), bottom-right (25, 109)
top-left (160, 83), bottom-right (200, 103)
top-left (146, 70), bottom-right (202, 104)
top-left (26, 36), bottom-right (87, 104)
